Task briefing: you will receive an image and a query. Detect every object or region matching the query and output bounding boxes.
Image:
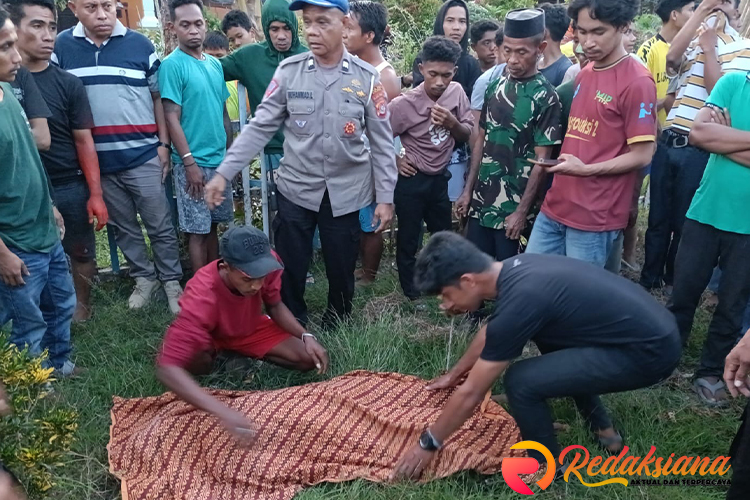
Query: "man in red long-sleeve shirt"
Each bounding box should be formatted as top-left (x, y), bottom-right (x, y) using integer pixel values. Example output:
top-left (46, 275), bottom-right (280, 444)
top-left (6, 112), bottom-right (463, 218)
top-left (156, 226), bottom-right (329, 445)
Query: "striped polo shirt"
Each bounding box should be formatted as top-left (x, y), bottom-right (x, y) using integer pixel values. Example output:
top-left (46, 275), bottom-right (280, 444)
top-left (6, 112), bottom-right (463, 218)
top-left (666, 12), bottom-right (750, 134)
top-left (52, 21), bottom-right (160, 174)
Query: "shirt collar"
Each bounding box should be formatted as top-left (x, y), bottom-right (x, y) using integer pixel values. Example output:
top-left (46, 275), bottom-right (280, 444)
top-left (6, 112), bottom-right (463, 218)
top-left (305, 49), bottom-right (352, 73)
top-left (73, 20), bottom-right (127, 43)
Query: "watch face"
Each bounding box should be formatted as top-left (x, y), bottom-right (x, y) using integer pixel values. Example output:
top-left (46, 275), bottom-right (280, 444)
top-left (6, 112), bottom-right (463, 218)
top-left (419, 433), bottom-right (429, 449)
top-left (419, 431), bottom-right (437, 451)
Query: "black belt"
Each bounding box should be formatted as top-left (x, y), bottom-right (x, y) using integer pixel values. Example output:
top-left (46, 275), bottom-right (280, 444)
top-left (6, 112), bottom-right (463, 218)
top-left (662, 129), bottom-right (690, 149)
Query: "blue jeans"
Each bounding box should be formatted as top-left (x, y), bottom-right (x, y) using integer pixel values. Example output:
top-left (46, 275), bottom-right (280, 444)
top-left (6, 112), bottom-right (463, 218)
top-left (0, 242), bottom-right (75, 369)
top-left (526, 212), bottom-right (621, 267)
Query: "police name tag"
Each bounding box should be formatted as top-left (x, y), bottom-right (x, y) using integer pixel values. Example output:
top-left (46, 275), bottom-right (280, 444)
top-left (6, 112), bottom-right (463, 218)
top-left (287, 91), bottom-right (314, 100)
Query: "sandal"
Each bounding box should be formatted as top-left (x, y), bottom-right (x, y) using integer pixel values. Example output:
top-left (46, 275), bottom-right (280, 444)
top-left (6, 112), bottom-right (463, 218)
top-left (596, 430), bottom-right (624, 455)
top-left (693, 378), bottom-right (729, 407)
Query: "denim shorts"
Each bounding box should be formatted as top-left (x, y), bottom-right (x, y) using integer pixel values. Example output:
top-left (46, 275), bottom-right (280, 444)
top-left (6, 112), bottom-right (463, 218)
top-left (358, 201), bottom-right (379, 233)
top-left (53, 178), bottom-right (96, 263)
top-left (174, 164), bottom-right (233, 234)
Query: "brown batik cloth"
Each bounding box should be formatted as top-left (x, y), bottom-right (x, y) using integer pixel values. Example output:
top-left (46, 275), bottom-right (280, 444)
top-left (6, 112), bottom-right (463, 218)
top-left (108, 371), bottom-right (526, 500)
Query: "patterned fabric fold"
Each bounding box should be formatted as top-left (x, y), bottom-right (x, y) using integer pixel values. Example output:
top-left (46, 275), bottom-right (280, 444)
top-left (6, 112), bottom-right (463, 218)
top-left (108, 371), bottom-right (525, 500)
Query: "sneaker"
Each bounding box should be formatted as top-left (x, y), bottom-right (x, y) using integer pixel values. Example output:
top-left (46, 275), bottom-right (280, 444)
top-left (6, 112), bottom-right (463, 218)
top-left (53, 360), bottom-right (86, 379)
top-left (128, 277), bottom-right (160, 310)
top-left (163, 280), bottom-right (183, 314)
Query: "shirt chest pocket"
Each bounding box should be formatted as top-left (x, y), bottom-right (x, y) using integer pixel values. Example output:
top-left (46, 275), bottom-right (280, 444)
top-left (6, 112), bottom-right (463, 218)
top-left (118, 81), bottom-right (141, 102)
top-left (338, 101), bottom-right (365, 139)
top-left (287, 99), bottom-right (315, 137)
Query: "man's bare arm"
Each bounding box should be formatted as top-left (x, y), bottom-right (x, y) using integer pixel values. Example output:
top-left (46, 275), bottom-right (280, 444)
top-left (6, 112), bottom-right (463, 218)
top-left (156, 364), bottom-right (257, 445)
top-left (429, 359), bottom-right (509, 441)
top-left (162, 100), bottom-right (191, 160)
top-left (151, 91), bottom-right (170, 145)
top-left (266, 302), bottom-right (306, 338)
top-left (690, 106), bottom-right (750, 154)
top-left (29, 118), bottom-right (50, 151)
top-left (157, 365), bottom-right (236, 416)
top-left (517, 146), bottom-right (552, 216)
top-left (380, 67), bottom-right (401, 102)
top-left (223, 104), bottom-right (233, 150)
top-left (427, 326), bottom-right (488, 389)
top-left (666, 0), bottom-right (721, 74)
top-left (391, 357), bottom-right (509, 480)
top-left (464, 126), bottom-right (485, 196)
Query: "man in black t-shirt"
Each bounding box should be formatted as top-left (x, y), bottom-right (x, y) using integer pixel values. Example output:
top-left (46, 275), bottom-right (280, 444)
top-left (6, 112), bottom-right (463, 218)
top-left (391, 231), bottom-right (681, 480)
top-left (8, 65), bottom-right (49, 150)
top-left (7, 0), bottom-right (109, 321)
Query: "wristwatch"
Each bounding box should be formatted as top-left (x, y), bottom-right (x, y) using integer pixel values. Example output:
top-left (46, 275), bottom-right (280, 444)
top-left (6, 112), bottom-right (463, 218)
top-left (419, 429), bottom-right (443, 451)
top-left (157, 141), bottom-right (172, 152)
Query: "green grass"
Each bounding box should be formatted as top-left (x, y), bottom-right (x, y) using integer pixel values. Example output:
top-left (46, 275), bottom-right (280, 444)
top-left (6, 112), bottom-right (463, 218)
top-left (38, 223), bottom-right (746, 499)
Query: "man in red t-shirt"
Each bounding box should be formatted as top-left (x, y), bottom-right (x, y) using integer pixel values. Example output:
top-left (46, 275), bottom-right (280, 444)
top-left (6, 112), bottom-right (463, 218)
top-left (156, 226), bottom-right (329, 445)
top-left (525, 0), bottom-right (657, 267)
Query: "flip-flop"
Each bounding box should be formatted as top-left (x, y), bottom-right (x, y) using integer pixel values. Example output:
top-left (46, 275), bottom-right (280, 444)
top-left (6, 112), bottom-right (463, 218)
top-left (693, 378), bottom-right (730, 408)
top-left (596, 431), bottom-right (624, 455)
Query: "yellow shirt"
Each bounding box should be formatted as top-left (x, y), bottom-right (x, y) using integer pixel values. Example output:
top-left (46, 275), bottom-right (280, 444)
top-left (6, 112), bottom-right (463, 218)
top-left (637, 34), bottom-right (670, 126)
top-left (561, 41), bottom-right (575, 60)
top-left (226, 81), bottom-right (240, 122)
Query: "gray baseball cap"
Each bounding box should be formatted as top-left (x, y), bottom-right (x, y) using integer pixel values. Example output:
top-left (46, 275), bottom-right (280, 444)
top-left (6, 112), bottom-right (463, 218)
top-left (220, 226), bottom-right (283, 278)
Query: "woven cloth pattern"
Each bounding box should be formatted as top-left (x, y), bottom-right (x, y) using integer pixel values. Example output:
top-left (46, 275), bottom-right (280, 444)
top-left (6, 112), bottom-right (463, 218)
top-left (108, 371), bottom-right (525, 499)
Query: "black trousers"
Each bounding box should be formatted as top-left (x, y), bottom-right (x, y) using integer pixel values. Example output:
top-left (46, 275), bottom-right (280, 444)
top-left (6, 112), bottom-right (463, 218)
top-left (394, 171), bottom-right (452, 299)
top-left (669, 219), bottom-right (750, 379)
top-left (505, 337), bottom-right (680, 462)
top-left (641, 136), bottom-right (709, 288)
top-left (466, 217), bottom-right (529, 261)
top-left (728, 403), bottom-right (750, 499)
top-left (273, 190), bottom-right (359, 328)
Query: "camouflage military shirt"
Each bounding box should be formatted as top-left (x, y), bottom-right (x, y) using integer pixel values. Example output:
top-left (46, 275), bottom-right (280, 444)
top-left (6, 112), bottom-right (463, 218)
top-left (470, 73), bottom-right (562, 230)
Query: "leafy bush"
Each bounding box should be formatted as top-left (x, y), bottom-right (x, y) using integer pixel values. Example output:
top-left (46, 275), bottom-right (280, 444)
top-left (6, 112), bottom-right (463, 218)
top-left (467, 2), bottom-right (494, 24)
top-left (0, 341), bottom-right (77, 498)
top-left (205, 8), bottom-right (223, 33)
top-left (634, 13), bottom-right (662, 50)
top-left (481, 0), bottom-right (536, 20)
top-left (383, 0), bottom-right (535, 73)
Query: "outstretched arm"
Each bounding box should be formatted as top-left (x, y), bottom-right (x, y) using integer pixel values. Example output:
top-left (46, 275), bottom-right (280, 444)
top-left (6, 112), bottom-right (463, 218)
top-left (391, 357), bottom-right (510, 480)
top-left (426, 325), bottom-right (488, 390)
top-left (156, 365), bottom-right (258, 446)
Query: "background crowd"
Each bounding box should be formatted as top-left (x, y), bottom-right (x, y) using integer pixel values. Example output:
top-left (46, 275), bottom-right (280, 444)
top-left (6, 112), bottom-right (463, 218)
top-left (1, 0), bottom-right (750, 497)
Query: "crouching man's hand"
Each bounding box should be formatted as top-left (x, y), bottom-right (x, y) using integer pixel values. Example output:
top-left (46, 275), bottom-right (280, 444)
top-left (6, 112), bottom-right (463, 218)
top-left (303, 334), bottom-right (329, 375)
top-left (218, 406), bottom-right (259, 448)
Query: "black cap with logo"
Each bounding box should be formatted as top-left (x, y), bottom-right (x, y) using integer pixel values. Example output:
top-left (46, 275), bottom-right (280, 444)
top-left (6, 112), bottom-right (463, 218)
top-left (220, 226), bottom-right (284, 278)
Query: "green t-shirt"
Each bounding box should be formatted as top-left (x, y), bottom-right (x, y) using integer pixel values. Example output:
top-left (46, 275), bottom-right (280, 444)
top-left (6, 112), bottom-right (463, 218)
top-left (0, 83), bottom-right (58, 253)
top-left (470, 73), bottom-right (563, 230)
top-left (687, 72), bottom-right (750, 235)
top-left (159, 49), bottom-right (230, 168)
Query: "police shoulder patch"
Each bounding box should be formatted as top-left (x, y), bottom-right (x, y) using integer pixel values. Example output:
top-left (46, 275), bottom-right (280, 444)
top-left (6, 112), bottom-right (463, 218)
top-left (265, 79), bottom-right (280, 99)
top-left (371, 83), bottom-right (388, 119)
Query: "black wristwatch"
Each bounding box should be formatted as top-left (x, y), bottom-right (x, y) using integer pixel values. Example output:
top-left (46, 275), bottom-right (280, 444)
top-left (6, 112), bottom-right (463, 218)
top-left (419, 429), bottom-right (443, 451)
top-left (157, 141), bottom-right (172, 152)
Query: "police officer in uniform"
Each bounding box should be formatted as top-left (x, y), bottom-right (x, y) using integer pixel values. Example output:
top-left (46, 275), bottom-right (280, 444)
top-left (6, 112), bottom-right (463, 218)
top-left (206, 0), bottom-right (397, 328)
